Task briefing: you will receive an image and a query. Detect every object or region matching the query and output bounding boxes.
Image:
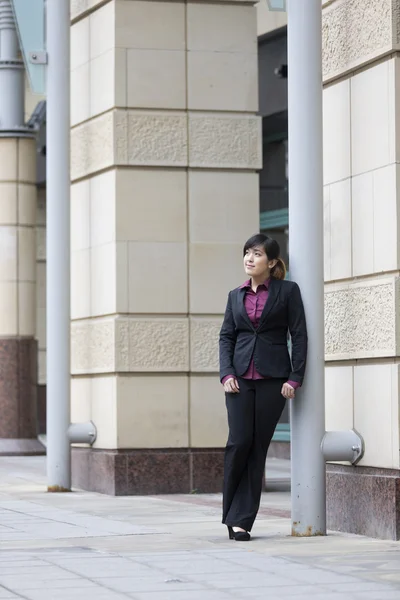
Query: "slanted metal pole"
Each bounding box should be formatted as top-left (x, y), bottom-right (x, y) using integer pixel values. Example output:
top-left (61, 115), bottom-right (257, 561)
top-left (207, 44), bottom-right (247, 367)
top-left (46, 0), bottom-right (71, 491)
top-left (287, 0), bottom-right (326, 536)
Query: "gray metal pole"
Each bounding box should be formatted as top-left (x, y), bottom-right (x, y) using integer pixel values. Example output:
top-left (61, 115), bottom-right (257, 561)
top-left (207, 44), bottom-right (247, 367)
top-left (46, 0), bottom-right (71, 491)
top-left (0, 0), bottom-right (24, 131)
top-left (287, 0), bottom-right (326, 536)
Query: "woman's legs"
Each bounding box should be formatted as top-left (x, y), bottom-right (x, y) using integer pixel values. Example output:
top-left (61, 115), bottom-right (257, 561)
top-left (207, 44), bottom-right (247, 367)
top-left (222, 379), bottom-right (255, 527)
top-left (223, 378), bottom-right (286, 532)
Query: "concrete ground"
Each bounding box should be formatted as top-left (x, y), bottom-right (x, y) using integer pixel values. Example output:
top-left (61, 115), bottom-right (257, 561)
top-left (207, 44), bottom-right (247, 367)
top-left (0, 457), bottom-right (398, 600)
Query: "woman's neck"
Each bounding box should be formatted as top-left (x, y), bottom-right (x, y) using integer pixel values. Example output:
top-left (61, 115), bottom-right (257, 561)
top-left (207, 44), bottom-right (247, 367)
top-left (251, 273), bottom-right (270, 291)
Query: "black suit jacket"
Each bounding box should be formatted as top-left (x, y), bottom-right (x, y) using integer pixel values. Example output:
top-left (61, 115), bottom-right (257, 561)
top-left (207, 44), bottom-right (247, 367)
top-left (219, 278), bottom-right (308, 385)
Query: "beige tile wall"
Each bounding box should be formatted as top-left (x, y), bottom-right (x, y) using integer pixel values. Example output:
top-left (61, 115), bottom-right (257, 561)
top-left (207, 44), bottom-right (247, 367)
top-left (0, 139), bottom-right (37, 338)
top-left (70, 0), bottom-right (260, 451)
top-left (323, 52), bottom-right (400, 469)
top-left (323, 58), bottom-right (400, 282)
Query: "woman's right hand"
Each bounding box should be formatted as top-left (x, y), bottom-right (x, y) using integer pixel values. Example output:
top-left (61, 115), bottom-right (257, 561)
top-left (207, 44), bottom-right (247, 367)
top-left (223, 377), bottom-right (240, 393)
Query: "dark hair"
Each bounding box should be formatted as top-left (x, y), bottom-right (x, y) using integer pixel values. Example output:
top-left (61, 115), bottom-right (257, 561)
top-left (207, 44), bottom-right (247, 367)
top-left (243, 233), bottom-right (286, 280)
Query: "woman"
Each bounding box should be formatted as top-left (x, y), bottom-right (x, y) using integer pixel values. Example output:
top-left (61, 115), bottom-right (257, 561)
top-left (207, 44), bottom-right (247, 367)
top-left (219, 233), bottom-right (307, 541)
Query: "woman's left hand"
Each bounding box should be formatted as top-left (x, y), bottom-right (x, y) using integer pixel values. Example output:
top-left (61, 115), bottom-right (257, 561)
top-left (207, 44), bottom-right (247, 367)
top-left (281, 382), bottom-right (295, 399)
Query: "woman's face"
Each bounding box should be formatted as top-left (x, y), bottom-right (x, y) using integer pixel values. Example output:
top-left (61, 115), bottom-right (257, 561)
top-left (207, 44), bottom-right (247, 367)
top-left (244, 245), bottom-right (276, 279)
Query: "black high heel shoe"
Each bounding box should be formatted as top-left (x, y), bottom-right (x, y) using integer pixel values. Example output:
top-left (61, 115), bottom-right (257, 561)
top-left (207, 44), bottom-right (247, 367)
top-left (227, 526), bottom-right (251, 541)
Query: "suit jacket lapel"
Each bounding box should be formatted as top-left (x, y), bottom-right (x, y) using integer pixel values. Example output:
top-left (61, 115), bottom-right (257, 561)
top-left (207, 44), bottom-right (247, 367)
top-left (258, 277), bottom-right (280, 328)
top-left (238, 287), bottom-right (255, 331)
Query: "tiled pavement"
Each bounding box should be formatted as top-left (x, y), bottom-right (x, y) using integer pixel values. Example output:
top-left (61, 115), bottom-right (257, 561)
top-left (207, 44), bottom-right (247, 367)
top-left (0, 457), bottom-right (398, 599)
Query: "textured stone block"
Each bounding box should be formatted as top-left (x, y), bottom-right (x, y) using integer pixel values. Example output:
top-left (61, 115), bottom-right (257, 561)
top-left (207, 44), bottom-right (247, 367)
top-left (324, 277), bottom-right (398, 360)
top-left (189, 113), bottom-right (262, 169)
top-left (71, 110), bottom-right (189, 179)
top-left (71, 318), bottom-right (116, 375)
top-left (126, 111), bottom-right (187, 166)
top-left (190, 317), bottom-right (222, 372)
top-left (71, 111), bottom-right (114, 180)
top-left (72, 107), bottom-right (263, 178)
top-left (71, 316), bottom-right (189, 374)
top-left (322, 0), bottom-right (399, 81)
top-left (117, 318), bottom-right (189, 372)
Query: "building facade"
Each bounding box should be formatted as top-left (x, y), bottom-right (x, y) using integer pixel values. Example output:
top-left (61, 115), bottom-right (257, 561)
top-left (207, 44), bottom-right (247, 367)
top-left (1, 0), bottom-right (399, 539)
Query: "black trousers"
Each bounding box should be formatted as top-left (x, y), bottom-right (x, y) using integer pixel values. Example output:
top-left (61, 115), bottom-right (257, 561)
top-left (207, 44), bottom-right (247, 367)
top-left (222, 377), bottom-right (286, 532)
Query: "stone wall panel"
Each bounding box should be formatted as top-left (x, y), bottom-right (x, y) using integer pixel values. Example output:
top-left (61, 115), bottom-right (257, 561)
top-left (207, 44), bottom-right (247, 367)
top-left (322, 0), bottom-right (398, 82)
top-left (325, 279), bottom-right (396, 360)
top-left (190, 317), bottom-right (222, 372)
top-left (72, 317), bottom-right (189, 373)
top-left (188, 113), bottom-right (262, 169)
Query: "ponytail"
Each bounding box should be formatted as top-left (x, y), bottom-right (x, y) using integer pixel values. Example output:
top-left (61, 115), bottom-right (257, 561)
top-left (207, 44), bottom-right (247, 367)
top-left (271, 257), bottom-right (286, 280)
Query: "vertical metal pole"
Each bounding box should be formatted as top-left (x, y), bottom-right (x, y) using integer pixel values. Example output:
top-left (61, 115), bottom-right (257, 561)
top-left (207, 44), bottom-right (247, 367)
top-left (46, 0), bottom-right (71, 491)
top-left (287, 0), bottom-right (326, 536)
top-left (0, 0), bottom-right (24, 130)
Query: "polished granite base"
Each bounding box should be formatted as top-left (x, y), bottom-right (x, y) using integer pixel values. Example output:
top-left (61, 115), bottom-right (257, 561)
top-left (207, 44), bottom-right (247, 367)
top-left (72, 448), bottom-right (225, 496)
top-left (0, 338), bottom-right (38, 439)
top-left (327, 464), bottom-right (400, 540)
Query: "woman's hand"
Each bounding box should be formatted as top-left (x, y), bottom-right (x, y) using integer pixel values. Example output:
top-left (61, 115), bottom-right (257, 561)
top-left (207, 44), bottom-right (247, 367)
top-left (223, 377), bottom-right (240, 394)
top-left (281, 382), bottom-right (295, 399)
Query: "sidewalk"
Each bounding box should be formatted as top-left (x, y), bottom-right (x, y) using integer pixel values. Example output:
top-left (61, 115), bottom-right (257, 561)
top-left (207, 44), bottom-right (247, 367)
top-left (0, 457), bottom-right (398, 600)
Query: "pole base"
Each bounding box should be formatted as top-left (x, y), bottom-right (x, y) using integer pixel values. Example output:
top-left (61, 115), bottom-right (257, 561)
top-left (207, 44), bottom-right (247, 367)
top-left (47, 486), bottom-right (71, 493)
top-left (291, 524), bottom-right (325, 537)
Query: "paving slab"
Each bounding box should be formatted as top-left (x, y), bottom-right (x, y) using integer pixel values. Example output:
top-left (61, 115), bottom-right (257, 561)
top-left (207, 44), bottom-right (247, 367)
top-left (0, 457), bottom-right (398, 600)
